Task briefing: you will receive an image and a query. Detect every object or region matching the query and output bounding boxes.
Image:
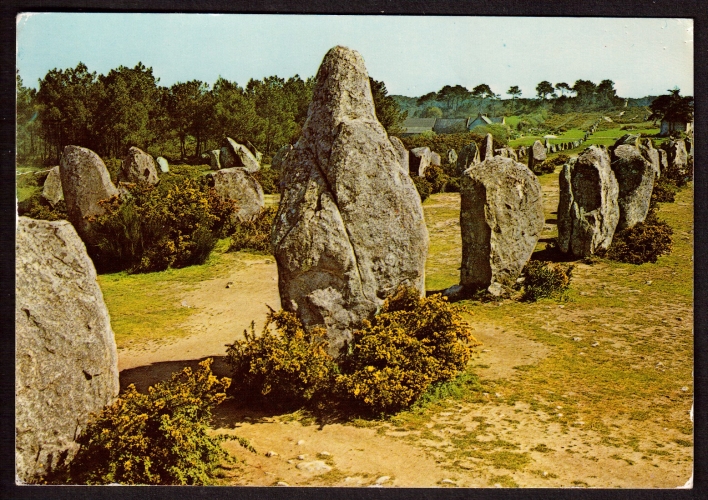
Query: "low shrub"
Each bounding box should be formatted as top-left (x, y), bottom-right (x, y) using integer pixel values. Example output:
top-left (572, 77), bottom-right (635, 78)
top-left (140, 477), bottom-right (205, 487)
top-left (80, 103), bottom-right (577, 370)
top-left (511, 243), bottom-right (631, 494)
top-left (90, 179), bottom-right (235, 273)
top-left (522, 260), bottom-right (574, 301)
top-left (17, 191), bottom-right (68, 221)
top-left (412, 176), bottom-right (431, 202)
top-left (424, 164), bottom-right (452, 194)
top-left (103, 158), bottom-right (122, 185)
top-left (532, 153), bottom-right (570, 175)
top-left (226, 287), bottom-right (479, 416)
top-left (604, 213), bottom-right (673, 264)
top-left (650, 176), bottom-right (678, 205)
top-left (252, 167), bottom-right (279, 195)
top-left (335, 286), bottom-right (479, 415)
top-left (58, 359), bottom-right (245, 485)
top-left (225, 309), bottom-right (336, 405)
top-left (229, 206), bottom-right (277, 254)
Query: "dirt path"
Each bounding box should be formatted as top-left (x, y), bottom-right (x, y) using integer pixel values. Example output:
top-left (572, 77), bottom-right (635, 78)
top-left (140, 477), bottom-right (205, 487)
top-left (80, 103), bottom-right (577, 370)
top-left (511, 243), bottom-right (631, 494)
top-left (117, 257), bottom-right (280, 372)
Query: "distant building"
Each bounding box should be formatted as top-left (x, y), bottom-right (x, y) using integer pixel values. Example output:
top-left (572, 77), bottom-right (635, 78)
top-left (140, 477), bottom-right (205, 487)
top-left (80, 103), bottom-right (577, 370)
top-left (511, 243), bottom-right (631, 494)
top-left (468, 113), bottom-right (506, 130)
top-left (402, 114), bottom-right (506, 136)
top-left (660, 119), bottom-right (693, 136)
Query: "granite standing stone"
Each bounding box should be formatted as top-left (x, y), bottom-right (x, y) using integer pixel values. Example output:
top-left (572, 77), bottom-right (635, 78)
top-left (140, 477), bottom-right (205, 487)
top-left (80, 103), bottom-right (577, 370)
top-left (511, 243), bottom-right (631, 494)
top-left (121, 146), bottom-right (159, 185)
top-left (272, 46), bottom-right (428, 355)
top-left (456, 142), bottom-right (481, 175)
top-left (41, 166), bottom-right (64, 207)
top-left (59, 145), bottom-right (119, 244)
top-left (207, 167), bottom-right (265, 221)
top-left (611, 145), bottom-right (655, 229)
top-left (208, 149), bottom-right (222, 170)
top-left (410, 147), bottom-right (432, 177)
top-left (16, 217), bottom-right (119, 483)
top-left (557, 146), bottom-right (619, 257)
top-left (156, 156), bottom-right (169, 173)
top-left (528, 140), bottom-right (547, 172)
top-left (389, 137), bottom-right (409, 174)
top-left (220, 137), bottom-right (261, 173)
top-left (460, 157), bottom-right (544, 290)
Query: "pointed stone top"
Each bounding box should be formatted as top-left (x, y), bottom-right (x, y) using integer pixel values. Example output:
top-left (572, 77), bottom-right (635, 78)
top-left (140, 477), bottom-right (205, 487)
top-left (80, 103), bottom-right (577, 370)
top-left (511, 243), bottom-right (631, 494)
top-left (304, 46), bottom-right (378, 135)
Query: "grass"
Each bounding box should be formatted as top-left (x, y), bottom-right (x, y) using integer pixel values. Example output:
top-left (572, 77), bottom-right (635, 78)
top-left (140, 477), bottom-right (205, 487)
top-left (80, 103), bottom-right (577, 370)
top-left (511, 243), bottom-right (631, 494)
top-left (98, 239), bottom-right (247, 347)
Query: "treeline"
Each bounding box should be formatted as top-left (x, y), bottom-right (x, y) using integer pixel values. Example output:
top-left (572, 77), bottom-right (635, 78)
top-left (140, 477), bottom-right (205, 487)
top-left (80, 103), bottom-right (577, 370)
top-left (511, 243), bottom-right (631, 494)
top-left (17, 63), bottom-right (406, 167)
top-left (16, 62), bottom-right (319, 166)
top-left (395, 79), bottom-right (647, 119)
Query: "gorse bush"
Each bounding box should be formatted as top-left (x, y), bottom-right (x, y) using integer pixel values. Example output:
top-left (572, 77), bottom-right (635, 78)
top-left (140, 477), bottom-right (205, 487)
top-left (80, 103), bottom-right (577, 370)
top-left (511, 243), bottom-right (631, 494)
top-left (412, 176), bottom-right (432, 202)
top-left (252, 166), bottom-right (280, 195)
top-left (532, 153), bottom-right (569, 175)
top-left (650, 175), bottom-right (678, 205)
top-left (17, 191), bottom-right (68, 222)
top-left (336, 287), bottom-right (479, 415)
top-left (226, 287), bottom-right (478, 415)
top-left (604, 212), bottom-right (673, 264)
top-left (229, 205), bottom-right (277, 254)
top-left (60, 359), bottom-right (246, 485)
top-left (90, 178), bottom-right (235, 273)
top-left (225, 309), bottom-right (336, 405)
top-left (522, 260), bottom-right (574, 301)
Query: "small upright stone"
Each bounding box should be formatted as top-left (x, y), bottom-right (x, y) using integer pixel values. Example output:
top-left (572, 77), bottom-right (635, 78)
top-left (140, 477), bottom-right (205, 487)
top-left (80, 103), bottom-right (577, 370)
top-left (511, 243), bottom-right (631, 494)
top-left (430, 151), bottom-right (442, 167)
top-left (389, 137), bottom-right (409, 174)
top-left (41, 166), bottom-right (64, 207)
top-left (640, 139), bottom-right (661, 179)
top-left (16, 217), bottom-right (119, 483)
top-left (156, 156), bottom-right (169, 173)
top-left (59, 145), bottom-right (119, 244)
top-left (207, 150), bottom-right (222, 170)
top-left (121, 146), bottom-right (159, 185)
top-left (614, 134), bottom-right (641, 149)
top-left (460, 157), bottom-right (544, 289)
top-left (611, 145), bottom-right (655, 229)
top-left (481, 133), bottom-right (494, 161)
top-left (456, 142), bottom-right (481, 175)
top-left (410, 147), bottom-right (432, 176)
top-left (221, 137), bottom-right (260, 173)
top-left (557, 146), bottom-right (619, 257)
top-left (447, 149), bottom-right (458, 165)
top-left (665, 139), bottom-right (689, 176)
top-left (528, 140), bottom-right (547, 172)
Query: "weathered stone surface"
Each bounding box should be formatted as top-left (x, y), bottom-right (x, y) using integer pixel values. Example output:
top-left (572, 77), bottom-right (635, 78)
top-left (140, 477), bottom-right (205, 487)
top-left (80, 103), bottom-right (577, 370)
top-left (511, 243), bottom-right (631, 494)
top-left (208, 150), bottom-right (222, 170)
top-left (389, 136), bottom-right (409, 173)
top-left (481, 133), bottom-right (494, 161)
top-left (640, 139), bottom-right (661, 179)
top-left (517, 145), bottom-right (527, 158)
top-left (59, 145), bottom-right (119, 243)
top-left (41, 166), bottom-right (64, 207)
top-left (527, 140), bottom-right (547, 172)
top-left (666, 139), bottom-right (689, 175)
top-left (220, 137), bottom-right (260, 173)
top-left (272, 46), bottom-right (428, 356)
top-left (456, 142), bottom-right (481, 175)
top-left (611, 145), bottom-right (655, 230)
top-left (447, 149), bottom-right (458, 165)
top-left (15, 217), bottom-right (119, 483)
top-left (430, 151), bottom-right (442, 167)
top-left (156, 156), bottom-right (169, 173)
top-left (614, 134), bottom-right (641, 149)
top-left (460, 157), bottom-right (544, 289)
top-left (658, 148), bottom-right (669, 173)
top-left (247, 141), bottom-right (263, 163)
top-left (207, 167), bottom-right (265, 221)
top-left (271, 144), bottom-right (293, 171)
top-left (557, 146), bottom-right (619, 257)
top-left (410, 147), bottom-right (432, 176)
top-left (121, 146), bottom-right (159, 185)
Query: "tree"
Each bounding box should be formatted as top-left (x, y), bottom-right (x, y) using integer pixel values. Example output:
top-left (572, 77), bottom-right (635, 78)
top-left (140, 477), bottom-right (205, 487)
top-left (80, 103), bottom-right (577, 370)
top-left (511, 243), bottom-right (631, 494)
top-left (416, 91), bottom-right (438, 108)
top-left (555, 82), bottom-right (572, 97)
top-left (369, 77), bottom-right (407, 135)
top-left (436, 84), bottom-right (469, 112)
top-left (572, 79), bottom-right (598, 106)
top-left (16, 72), bottom-right (42, 163)
top-left (507, 85), bottom-right (522, 112)
top-left (421, 106), bottom-right (443, 118)
top-left (649, 88), bottom-right (694, 130)
top-left (471, 84), bottom-right (495, 113)
top-left (535, 81), bottom-right (555, 100)
top-left (168, 80), bottom-right (211, 158)
top-left (36, 62), bottom-right (100, 162)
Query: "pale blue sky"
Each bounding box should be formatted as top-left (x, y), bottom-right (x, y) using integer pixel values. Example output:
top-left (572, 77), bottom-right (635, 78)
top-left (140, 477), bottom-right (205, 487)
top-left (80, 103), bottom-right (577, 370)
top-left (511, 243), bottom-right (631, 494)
top-left (16, 14), bottom-right (693, 98)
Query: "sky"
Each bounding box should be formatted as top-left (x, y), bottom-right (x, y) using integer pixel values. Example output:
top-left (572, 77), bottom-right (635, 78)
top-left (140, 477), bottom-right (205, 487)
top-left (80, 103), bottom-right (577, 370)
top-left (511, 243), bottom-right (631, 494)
top-left (16, 14), bottom-right (693, 99)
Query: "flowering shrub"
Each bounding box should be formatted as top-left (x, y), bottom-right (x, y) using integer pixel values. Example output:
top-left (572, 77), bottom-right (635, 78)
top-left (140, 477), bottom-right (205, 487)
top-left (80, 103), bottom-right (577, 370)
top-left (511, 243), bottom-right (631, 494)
top-left (62, 359), bottom-right (244, 485)
top-left (229, 206), bottom-right (277, 254)
top-left (90, 178), bottom-right (235, 273)
top-left (225, 309), bottom-right (336, 405)
top-left (335, 286), bottom-right (479, 414)
top-left (604, 212), bottom-right (673, 264)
